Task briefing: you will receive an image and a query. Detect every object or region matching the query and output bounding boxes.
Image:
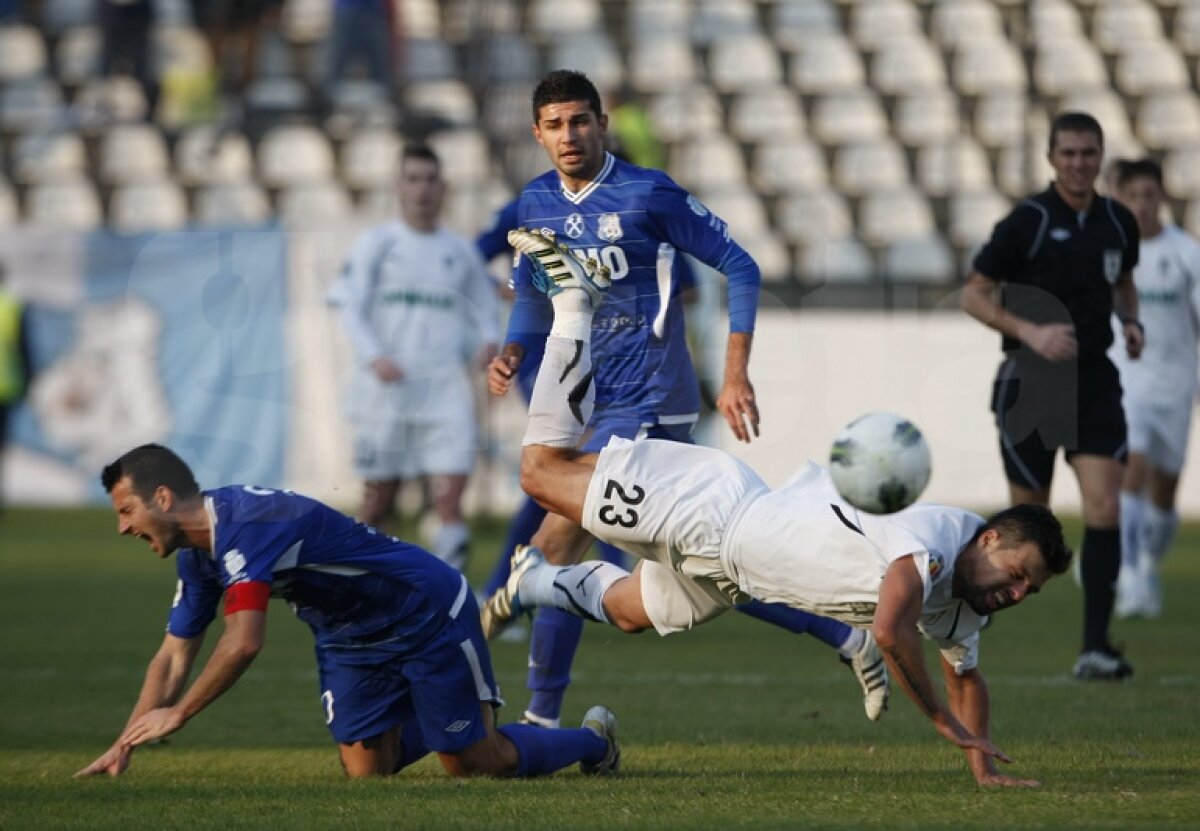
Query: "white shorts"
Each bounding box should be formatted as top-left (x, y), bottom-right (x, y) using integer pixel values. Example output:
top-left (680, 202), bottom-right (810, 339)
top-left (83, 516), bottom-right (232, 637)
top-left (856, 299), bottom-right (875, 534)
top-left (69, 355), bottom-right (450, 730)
top-left (1125, 398), bottom-right (1192, 474)
top-left (580, 437), bottom-right (767, 635)
top-left (352, 414), bottom-right (476, 480)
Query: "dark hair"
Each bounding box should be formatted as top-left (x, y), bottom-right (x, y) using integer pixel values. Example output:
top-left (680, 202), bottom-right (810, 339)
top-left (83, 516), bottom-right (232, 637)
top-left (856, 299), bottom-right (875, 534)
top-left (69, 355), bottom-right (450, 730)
top-left (1049, 111), bottom-right (1104, 153)
top-left (982, 503), bottom-right (1072, 575)
top-left (101, 444), bottom-right (200, 501)
top-left (1116, 156), bottom-right (1164, 189)
top-left (401, 141), bottom-right (440, 172)
top-left (531, 69), bottom-right (603, 123)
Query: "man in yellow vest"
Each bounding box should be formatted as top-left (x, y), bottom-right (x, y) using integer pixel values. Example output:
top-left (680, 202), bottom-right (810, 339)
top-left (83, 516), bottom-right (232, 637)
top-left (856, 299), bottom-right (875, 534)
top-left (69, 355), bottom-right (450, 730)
top-left (0, 262), bottom-right (32, 512)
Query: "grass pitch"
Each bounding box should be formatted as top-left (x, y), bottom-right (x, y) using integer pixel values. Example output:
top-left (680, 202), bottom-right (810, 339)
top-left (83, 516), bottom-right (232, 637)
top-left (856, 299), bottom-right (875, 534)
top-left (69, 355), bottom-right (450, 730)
top-left (1, 508), bottom-right (1198, 830)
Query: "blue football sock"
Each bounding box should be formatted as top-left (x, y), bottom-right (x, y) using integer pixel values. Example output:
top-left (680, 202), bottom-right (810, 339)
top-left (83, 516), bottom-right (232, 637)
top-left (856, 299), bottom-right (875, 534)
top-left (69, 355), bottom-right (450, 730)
top-left (736, 599), bottom-right (852, 650)
top-left (527, 606), bottom-right (584, 721)
top-left (484, 497), bottom-right (548, 596)
top-left (497, 723), bottom-right (606, 777)
top-left (594, 539), bottom-right (629, 569)
top-left (391, 717), bottom-right (430, 774)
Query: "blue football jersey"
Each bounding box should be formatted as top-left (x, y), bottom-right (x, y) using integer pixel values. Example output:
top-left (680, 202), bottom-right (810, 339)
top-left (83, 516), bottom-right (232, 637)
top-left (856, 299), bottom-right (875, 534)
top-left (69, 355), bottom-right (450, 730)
top-left (167, 486), bottom-right (466, 652)
top-left (507, 153), bottom-right (760, 423)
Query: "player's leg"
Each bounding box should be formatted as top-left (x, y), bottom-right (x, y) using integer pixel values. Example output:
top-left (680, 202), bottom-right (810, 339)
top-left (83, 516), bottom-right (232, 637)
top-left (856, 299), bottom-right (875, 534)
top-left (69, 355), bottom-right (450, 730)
top-left (1138, 464), bottom-right (1181, 616)
top-left (359, 478), bottom-right (400, 528)
top-left (428, 472), bottom-right (470, 570)
top-left (483, 496), bottom-right (548, 596)
top-left (1116, 451), bottom-right (1148, 617)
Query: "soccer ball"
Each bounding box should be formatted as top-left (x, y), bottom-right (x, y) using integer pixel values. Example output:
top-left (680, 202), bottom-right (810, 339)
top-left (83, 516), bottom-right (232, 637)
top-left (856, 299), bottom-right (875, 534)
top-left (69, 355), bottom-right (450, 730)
top-left (829, 412), bottom-right (932, 514)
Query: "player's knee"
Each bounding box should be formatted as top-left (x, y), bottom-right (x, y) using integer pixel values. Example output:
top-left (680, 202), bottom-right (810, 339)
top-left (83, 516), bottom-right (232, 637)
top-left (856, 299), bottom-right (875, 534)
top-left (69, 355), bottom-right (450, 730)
top-left (519, 450), bottom-right (552, 505)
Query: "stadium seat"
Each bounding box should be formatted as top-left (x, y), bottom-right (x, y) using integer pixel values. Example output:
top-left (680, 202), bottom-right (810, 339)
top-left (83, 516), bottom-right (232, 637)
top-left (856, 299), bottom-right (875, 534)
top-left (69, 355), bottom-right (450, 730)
top-left (790, 36), bottom-right (866, 94)
top-left (175, 125), bottom-right (255, 186)
top-left (882, 234), bottom-right (956, 284)
top-left (0, 78), bottom-right (66, 133)
top-left (74, 76), bottom-right (150, 130)
top-left (1136, 91), bottom-right (1200, 149)
top-left (152, 25), bottom-right (214, 76)
top-left (194, 182), bottom-right (272, 226)
top-left (709, 33), bottom-right (783, 92)
top-left (629, 37), bottom-right (697, 93)
top-left (1058, 89), bottom-right (1135, 145)
top-left (1164, 146), bottom-right (1200, 197)
top-left (737, 230), bottom-right (792, 282)
top-left (699, 188), bottom-right (771, 236)
top-left (797, 235), bottom-right (874, 284)
top-left (810, 90), bottom-right (888, 145)
top-left (55, 25), bottom-right (101, 87)
top-left (548, 32), bottom-right (624, 90)
top-left (402, 37), bottom-right (461, 84)
top-left (771, 0), bottom-right (840, 53)
top-left (849, 0), bottom-right (922, 51)
top-left (1092, 0), bottom-right (1163, 54)
top-left (279, 181), bottom-right (353, 228)
top-left (341, 128), bottom-right (401, 191)
top-left (25, 178), bottom-right (103, 230)
top-left (43, 0), bottom-right (97, 33)
top-left (1029, 0), bottom-right (1084, 44)
top-left (357, 185), bottom-right (398, 220)
top-left (258, 125), bottom-right (335, 186)
top-left (98, 124), bottom-right (170, 184)
top-left (427, 129), bottom-right (491, 187)
top-left (1115, 42), bottom-right (1190, 95)
top-left (948, 189), bottom-right (1012, 248)
top-left (691, 0), bottom-right (760, 46)
top-left (0, 177), bottom-right (17, 227)
top-left (502, 141), bottom-right (553, 188)
top-left (1173, 1), bottom-right (1200, 55)
top-left (243, 77), bottom-right (313, 126)
top-left (670, 135), bottom-right (747, 192)
top-left (916, 135), bottom-right (995, 197)
top-left (728, 86), bottom-right (804, 143)
top-left (442, 177), bottom-right (513, 236)
top-left (12, 130), bottom-right (87, 184)
top-left (750, 137), bottom-right (828, 195)
top-left (833, 139), bottom-right (909, 197)
top-left (997, 139), bottom-right (1055, 197)
top-left (777, 191), bottom-right (854, 245)
top-left (528, 0), bottom-right (601, 42)
top-left (894, 92), bottom-right (961, 148)
top-left (404, 0), bottom-right (442, 38)
top-left (870, 38), bottom-right (948, 95)
top-left (406, 80), bottom-right (478, 127)
top-left (952, 40), bottom-right (1027, 95)
top-left (281, 0), bottom-right (333, 43)
top-left (483, 83), bottom-right (535, 141)
top-left (1033, 40), bottom-right (1108, 97)
top-left (326, 80), bottom-right (398, 139)
top-left (930, 0), bottom-right (1004, 50)
top-left (479, 34), bottom-right (541, 84)
top-left (858, 188), bottom-right (936, 246)
top-left (647, 86), bottom-right (723, 142)
top-left (627, 0), bottom-right (691, 43)
top-left (973, 93), bottom-right (1029, 149)
top-left (0, 24), bottom-right (48, 82)
top-left (110, 180), bottom-right (189, 233)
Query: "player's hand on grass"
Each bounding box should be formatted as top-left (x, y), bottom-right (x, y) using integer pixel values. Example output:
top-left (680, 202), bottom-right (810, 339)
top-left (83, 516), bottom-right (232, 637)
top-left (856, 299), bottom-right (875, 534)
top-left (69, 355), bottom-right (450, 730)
top-left (74, 743), bottom-right (132, 778)
top-left (120, 706), bottom-right (186, 747)
top-left (976, 772), bottom-right (1041, 788)
top-left (1021, 322), bottom-right (1077, 362)
top-left (716, 376), bottom-right (760, 443)
top-left (370, 357), bottom-right (404, 383)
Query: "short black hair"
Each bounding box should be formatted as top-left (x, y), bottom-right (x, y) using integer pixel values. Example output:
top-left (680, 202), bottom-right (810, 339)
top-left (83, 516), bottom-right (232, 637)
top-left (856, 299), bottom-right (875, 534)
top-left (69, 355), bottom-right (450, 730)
top-left (982, 503), bottom-right (1072, 575)
top-left (1049, 111), bottom-right (1104, 153)
top-left (101, 444), bottom-right (200, 501)
top-left (1116, 156), bottom-right (1164, 189)
top-left (531, 69), bottom-right (603, 123)
top-left (401, 141), bottom-right (440, 172)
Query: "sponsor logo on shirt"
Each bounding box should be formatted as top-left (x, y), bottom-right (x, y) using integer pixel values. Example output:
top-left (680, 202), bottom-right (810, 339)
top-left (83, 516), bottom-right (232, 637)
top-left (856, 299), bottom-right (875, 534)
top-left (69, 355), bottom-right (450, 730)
top-left (444, 720), bottom-right (472, 733)
top-left (686, 194), bottom-right (708, 217)
top-left (928, 553), bottom-right (944, 579)
top-left (564, 213), bottom-right (585, 239)
top-left (1049, 227), bottom-right (1071, 241)
top-left (597, 212), bottom-right (623, 242)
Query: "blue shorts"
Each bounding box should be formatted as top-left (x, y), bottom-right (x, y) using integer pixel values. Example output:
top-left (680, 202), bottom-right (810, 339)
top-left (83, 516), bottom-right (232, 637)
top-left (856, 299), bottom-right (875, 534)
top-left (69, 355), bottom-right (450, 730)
top-left (581, 414), bottom-right (696, 452)
top-left (315, 584), bottom-right (503, 750)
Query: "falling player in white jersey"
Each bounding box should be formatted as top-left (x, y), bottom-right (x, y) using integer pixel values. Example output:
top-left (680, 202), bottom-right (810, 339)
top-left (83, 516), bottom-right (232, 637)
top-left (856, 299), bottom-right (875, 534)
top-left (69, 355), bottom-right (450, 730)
top-left (335, 142), bottom-right (500, 569)
top-left (1110, 158), bottom-right (1200, 617)
top-left (485, 229), bottom-right (1072, 787)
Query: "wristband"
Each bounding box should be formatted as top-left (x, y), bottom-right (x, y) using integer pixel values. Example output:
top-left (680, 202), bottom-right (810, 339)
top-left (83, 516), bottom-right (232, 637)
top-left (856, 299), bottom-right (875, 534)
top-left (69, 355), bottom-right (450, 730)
top-left (1119, 317), bottom-right (1144, 334)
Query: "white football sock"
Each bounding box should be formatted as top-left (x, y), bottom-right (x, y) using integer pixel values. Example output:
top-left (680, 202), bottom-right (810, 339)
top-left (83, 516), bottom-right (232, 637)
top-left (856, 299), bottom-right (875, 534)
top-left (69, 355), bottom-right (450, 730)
top-left (519, 559), bottom-right (630, 624)
top-left (838, 627), bottom-right (866, 658)
top-left (433, 521), bottom-right (469, 571)
top-left (549, 286), bottom-right (597, 342)
top-left (522, 335), bottom-right (594, 448)
top-left (1140, 503), bottom-right (1179, 564)
top-left (1119, 490), bottom-right (1145, 571)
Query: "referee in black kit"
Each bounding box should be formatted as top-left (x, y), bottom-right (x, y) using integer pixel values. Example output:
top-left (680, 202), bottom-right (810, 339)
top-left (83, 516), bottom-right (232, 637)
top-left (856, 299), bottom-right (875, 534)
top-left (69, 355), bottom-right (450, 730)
top-left (961, 112), bottom-right (1143, 681)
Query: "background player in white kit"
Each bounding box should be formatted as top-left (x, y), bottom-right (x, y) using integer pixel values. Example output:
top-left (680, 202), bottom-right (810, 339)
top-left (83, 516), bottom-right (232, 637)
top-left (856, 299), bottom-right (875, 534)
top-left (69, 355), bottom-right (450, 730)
top-left (1109, 158), bottom-right (1200, 618)
top-left (486, 229), bottom-right (1073, 787)
top-left (336, 143), bottom-right (500, 568)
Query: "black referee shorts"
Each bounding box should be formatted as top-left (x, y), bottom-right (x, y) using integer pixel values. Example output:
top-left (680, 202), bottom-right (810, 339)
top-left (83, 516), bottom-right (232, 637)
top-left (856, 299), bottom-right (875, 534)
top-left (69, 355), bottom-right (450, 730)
top-left (990, 355), bottom-right (1127, 491)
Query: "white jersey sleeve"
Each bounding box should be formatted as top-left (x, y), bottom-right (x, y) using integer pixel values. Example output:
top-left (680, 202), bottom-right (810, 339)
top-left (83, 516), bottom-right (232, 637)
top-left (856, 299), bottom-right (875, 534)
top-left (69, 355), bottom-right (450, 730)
top-left (458, 236), bottom-right (502, 348)
top-left (338, 225), bottom-right (390, 365)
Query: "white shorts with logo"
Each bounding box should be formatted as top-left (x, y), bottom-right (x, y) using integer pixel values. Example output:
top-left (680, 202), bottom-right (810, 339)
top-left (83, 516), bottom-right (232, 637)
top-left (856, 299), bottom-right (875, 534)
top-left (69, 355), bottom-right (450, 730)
top-left (580, 437), bottom-right (767, 635)
top-left (1125, 397), bottom-right (1192, 474)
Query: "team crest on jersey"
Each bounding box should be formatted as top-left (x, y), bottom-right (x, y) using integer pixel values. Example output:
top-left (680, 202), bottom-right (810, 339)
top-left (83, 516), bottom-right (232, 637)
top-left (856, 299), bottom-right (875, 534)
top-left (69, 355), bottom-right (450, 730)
top-left (928, 553), bottom-right (944, 579)
top-left (597, 212), bottom-right (623, 242)
top-left (1103, 249), bottom-right (1122, 284)
top-left (564, 213), bottom-right (585, 239)
top-left (686, 194), bottom-right (709, 217)
top-left (223, 549), bottom-right (247, 581)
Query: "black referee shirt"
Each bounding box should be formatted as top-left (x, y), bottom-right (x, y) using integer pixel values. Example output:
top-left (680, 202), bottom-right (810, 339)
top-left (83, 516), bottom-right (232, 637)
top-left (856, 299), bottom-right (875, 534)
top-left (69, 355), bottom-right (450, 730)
top-left (972, 184), bottom-right (1139, 360)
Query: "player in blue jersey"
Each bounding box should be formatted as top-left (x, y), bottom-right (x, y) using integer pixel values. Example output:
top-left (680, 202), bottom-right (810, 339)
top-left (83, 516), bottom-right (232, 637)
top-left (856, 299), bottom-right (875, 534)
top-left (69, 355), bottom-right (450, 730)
top-left (484, 70), bottom-right (889, 728)
top-left (75, 444), bottom-right (618, 779)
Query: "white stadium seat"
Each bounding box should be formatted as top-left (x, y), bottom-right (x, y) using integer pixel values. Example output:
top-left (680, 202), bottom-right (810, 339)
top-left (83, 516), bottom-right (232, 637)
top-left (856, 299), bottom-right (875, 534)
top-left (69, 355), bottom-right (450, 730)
top-left (175, 126), bottom-right (255, 186)
top-left (949, 189), bottom-right (1012, 248)
top-left (25, 178), bottom-right (103, 230)
top-left (341, 128), bottom-right (401, 191)
top-left (1092, 0), bottom-right (1164, 54)
top-left (728, 86), bottom-right (804, 143)
top-left (647, 86), bottom-right (723, 142)
top-left (1137, 91), bottom-right (1200, 149)
top-left (690, 0), bottom-right (760, 47)
top-left (194, 182), bottom-right (272, 227)
top-left (627, 0), bottom-right (690, 42)
top-left (883, 234), bottom-right (956, 284)
top-left (833, 139), bottom-right (909, 197)
top-left (74, 76), bottom-right (150, 130)
top-left (0, 177), bottom-right (17, 228)
top-left (798, 235), bottom-right (874, 284)
top-left (738, 230), bottom-right (792, 283)
top-left (630, 37), bottom-right (697, 93)
top-left (974, 94), bottom-right (1031, 149)
top-left (810, 90), bottom-right (888, 145)
top-left (790, 36), bottom-right (865, 94)
top-left (1115, 42), bottom-right (1190, 95)
top-left (0, 25), bottom-right (48, 82)
top-left (709, 33), bottom-right (783, 92)
top-left (858, 188), bottom-right (936, 246)
top-left (916, 135), bottom-right (995, 197)
top-left (528, 0), bottom-right (601, 42)
top-left (771, 0), bottom-right (840, 53)
top-left (0, 78), bottom-right (65, 133)
top-left (12, 130), bottom-right (87, 184)
top-left (894, 92), bottom-right (961, 147)
top-left (1058, 89), bottom-right (1135, 145)
top-left (258, 125), bottom-right (335, 187)
top-left (849, 0), bottom-right (922, 51)
top-left (1033, 40), bottom-right (1109, 97)
top-left (699, 188), bottom-right (771, 236)
top-left (427, 129), bottom-right (491, 186)
top-left (278, 182), bottom-right (353, 228)
top-left (1174, 1), bottom-right (1200, 55)
top-left (110, 180), bottom-right (189, 233)
top-left (953, 40), bottom-right (1027, 95)
top-left (404, 80), bottom-right (477, 127)
top-left (548, 33), bottom-right (624, 90)
top-left (870, 38), bottom-right (948, 95)
top-left (930, 0), bottom-right (1004, 50)
top-left (1164, 147), bottom-right (1200, 197)
top-left (670, 135), bottom-right (747, 192)
top-left (777, 191), bottom-right (854, 245)
top-left (55, 25), bottom-right (102, 86)
top-left (751, 138), bottom-right (828, 195)
top-left (1029, 0), bottom-right (1084, 44)
top-left (98, 124), bottom-right (170, 184)
top-left (480, 34), bottom-right (541, 85)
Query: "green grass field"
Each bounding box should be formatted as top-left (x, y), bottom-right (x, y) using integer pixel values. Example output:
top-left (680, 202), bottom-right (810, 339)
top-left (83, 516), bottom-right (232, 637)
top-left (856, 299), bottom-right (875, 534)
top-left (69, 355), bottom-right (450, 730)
top-left (2, 508), bottom-right (1198, 830)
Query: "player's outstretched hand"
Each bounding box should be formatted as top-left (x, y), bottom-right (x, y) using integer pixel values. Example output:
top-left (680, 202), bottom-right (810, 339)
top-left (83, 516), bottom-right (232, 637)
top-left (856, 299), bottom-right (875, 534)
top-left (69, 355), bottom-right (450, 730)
top-left (74, 743), bottom-right (132, 778)
top-left (976, 772), bottom-right (1041, 788)
top-left (119, 707), bottom-right (186, 747)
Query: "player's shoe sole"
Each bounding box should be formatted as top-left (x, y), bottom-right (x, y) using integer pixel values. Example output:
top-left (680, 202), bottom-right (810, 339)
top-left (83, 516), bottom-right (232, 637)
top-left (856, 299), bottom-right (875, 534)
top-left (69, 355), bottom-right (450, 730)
top-left (839, 630), bottom-right (890, 721)
top-left (579, 705), bottom-right (620, 776)
top-left (507, 227), bottom-right (611, 307)
top-left (480, 544), bottom-right (544, 640)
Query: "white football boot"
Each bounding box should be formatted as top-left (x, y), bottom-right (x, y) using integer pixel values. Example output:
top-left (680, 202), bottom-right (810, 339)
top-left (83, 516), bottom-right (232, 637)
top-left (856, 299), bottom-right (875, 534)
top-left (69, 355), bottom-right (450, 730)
top-left (579, 705), bottom-right (621, 776)
top-left (507, 227), bottom-right (611, 307)
top-left (480, 544), bottom-right (544, 639)
top-left (840, 630), bottom-right (890, 721)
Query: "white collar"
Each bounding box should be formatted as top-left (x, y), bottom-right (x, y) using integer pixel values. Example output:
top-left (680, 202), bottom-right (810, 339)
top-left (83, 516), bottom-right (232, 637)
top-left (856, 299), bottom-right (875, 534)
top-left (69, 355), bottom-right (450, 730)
top-left (559, 152), bottom-right (615, 205)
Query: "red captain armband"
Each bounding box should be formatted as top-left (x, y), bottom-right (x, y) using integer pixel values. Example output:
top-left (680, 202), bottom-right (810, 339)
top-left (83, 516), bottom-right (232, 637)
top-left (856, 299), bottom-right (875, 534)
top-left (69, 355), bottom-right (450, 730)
top-left (225, 581), bottom-right (271, 615)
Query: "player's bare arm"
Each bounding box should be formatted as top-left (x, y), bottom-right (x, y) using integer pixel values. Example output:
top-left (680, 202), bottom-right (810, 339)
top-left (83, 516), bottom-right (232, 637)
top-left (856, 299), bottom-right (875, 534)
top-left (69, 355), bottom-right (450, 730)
top-left (1113, 269), bottom-right (1144, 359)
top-left (941, 659), bottom-right (1040, 788)
top-left (487, 343), bottom-right (525, 396)
top-left (75, 632), bottom-right (205, 777)
top-left (961, 272), bottom-right (1078, 361)
top-left (872, 556), bottom-right (1013, 766)
top-left (716, 331), bottom-right (759, 443)
top-left (120, 609), bottom-right (266, 748)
